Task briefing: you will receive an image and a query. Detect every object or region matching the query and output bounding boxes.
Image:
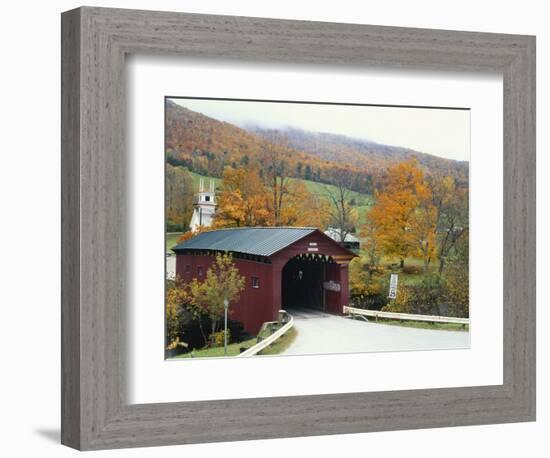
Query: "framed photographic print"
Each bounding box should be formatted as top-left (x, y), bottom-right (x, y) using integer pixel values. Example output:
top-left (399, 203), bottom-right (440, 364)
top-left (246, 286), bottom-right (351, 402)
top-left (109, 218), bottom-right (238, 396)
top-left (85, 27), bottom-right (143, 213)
top-left (61, 6), bottom-right (536, 450)
top-left (163, 96), bottom-right (471, 360)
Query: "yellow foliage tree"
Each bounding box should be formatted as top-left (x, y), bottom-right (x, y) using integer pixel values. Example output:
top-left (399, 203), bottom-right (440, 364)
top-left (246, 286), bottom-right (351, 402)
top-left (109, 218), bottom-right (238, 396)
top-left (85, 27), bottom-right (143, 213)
top-left (213, 166), bottom-right (330, 230)
top-left (188, 253), bottom-right (245, 345)
top-left (165, 276), bottom-right (190, 351)
top-left (278, 180), bottom-right (331, 228)
top-left (410, 201), bottom-right (438, 273)
top-left (213, 166), bottom-right (271, 228)
top-left (368, 160), bottom-right (437, 270)
top-left (177, 225), bottom-right (211, 244)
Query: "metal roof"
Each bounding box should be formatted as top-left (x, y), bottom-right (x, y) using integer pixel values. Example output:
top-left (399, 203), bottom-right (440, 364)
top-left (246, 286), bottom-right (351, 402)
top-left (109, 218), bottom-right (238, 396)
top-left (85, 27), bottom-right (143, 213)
top-left (172, 227), bottom-right (317, 257)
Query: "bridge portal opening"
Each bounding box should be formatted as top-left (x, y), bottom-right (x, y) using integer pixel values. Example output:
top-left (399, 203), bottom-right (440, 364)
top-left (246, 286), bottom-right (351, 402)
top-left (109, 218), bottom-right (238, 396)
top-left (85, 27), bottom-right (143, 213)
top-left (281, 254), bottom-right (335, 311)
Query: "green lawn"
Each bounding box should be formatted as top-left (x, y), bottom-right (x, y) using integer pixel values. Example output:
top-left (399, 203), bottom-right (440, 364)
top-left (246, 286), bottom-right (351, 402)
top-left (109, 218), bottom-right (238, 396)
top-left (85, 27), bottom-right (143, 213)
top-left (173, 337), bottom-right (257, 358)
top-left (166, 232), bottom-right (183, 252)
top-left (171, 327), bottom-right (298, 359)
top-left (291, 177), bottom-right (374, 208)
top-left (257, 327), bottom-right (298, 355)
top-left (370, 318), bottom-right (469, 332)
top-left (365, 255), bottom-right (437, 287)
top-left (188, 170), bottom-right (222, 191)
top-left (292, 177), bottom-right (374, 226)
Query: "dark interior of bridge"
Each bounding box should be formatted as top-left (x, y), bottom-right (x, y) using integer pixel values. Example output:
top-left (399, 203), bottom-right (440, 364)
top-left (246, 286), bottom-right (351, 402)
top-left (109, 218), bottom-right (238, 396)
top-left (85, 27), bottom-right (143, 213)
top-left (281, 256), bottom-right (325, 310)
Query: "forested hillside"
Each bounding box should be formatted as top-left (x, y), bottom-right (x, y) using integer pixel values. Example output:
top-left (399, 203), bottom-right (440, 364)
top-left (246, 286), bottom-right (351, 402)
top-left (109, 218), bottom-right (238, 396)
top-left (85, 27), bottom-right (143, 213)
top-left (250, 126), bottom-right (469, 186)
top-left (165, 100), bottom-right (468, 197)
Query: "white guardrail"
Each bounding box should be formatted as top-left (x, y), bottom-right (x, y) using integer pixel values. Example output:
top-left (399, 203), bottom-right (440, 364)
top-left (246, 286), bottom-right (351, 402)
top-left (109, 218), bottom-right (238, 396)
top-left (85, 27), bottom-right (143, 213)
top-left (343, 306), bottom-right (469, 325)
top-left (237, 311), bottom-right (294, 357)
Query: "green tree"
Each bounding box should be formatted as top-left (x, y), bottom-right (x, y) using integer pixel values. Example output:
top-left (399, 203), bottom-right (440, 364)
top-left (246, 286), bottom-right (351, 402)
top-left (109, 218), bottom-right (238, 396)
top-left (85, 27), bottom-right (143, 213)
top-left (428, 175), bottom-right (469, 273)
top-left (304, 164), bottom-right (312, 180)
top-left (442, 231), bottom-right (469, 317)
top-left (165, 163), bottom-right (194, 231)
top-left (188, 253), bottom-right (245, 345)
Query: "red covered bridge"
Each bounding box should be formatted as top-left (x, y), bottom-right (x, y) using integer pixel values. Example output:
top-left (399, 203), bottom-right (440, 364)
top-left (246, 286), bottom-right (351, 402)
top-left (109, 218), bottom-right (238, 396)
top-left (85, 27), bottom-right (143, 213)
top-left (173, 227), bottom-right (357, 335)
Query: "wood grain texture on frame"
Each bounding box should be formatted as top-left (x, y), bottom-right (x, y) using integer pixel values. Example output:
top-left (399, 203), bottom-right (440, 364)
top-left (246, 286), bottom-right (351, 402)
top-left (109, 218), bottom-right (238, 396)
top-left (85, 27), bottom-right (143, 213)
top-left (61, 6), bottom-right (536, 450)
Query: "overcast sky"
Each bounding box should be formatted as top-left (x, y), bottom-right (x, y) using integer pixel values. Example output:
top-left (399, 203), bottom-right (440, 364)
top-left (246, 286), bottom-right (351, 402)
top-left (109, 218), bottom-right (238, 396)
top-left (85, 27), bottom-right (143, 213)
top-left (170, 98), bottom-right (470, 162)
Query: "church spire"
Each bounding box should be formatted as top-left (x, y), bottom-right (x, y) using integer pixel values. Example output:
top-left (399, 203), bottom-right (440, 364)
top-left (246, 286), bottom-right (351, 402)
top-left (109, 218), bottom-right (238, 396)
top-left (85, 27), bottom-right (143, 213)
top-left (189, 178), bottom-right (216, 232)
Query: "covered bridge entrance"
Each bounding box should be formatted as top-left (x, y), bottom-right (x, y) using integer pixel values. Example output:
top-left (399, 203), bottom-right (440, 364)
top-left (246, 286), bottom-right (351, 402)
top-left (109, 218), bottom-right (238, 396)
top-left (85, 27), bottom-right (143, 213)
top-left (282, 253), bottom-right (335, 311)
top-left (173, 227), bottom-right (357, 334)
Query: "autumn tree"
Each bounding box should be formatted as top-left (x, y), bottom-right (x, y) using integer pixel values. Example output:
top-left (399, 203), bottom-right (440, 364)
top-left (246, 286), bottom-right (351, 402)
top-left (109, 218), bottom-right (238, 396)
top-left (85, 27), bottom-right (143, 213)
top-left (165, 276), bottom-right (189, 352)
top-left (260, 131), bottom-right (292, 226)
top-left (428, 175), bottom-right (469, 273)
top-left (324, 169), bottom-right (359, 242)
top-left (442, 231), bottom-right (469, 317)
top-left (278, 180), bottom-right (331, 228)
top-left (165, 164), bottom-right (194, 232)
top-left (368, 160), bottom-right (436, 269)
top-left (176, 225), bottom-right (213, 244)
top-left (359, 219), bottom-right (381, 270)
top-left (187, 253), bottom-right (245, 345)
top-left (410, 198), bottom-right (438, 273)
top-left (213, 166), bottom-right (271, 228)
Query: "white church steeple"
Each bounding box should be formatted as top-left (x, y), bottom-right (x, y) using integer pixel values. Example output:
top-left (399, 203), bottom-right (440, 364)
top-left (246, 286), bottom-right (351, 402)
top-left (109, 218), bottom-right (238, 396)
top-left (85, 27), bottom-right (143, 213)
top-left (189, 178), bottom-right (216, 232)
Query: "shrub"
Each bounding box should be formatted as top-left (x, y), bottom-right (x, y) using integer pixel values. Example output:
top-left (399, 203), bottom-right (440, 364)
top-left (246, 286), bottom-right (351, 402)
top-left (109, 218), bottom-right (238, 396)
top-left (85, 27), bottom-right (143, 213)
top-left (402, 264), bottom-right (423, 275)
top-left (209, 329), bottom-right (231, 348)
top-left (384, 273), bottom-right (444, 315)
top-left (442, 260), bottom-right (469, 317)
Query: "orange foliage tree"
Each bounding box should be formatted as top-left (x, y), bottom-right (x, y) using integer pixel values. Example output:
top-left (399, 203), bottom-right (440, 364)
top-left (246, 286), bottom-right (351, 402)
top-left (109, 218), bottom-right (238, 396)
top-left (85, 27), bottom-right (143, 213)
top-left (213, 166), bottom-right (271, 228)
top-left (368, 160), bottom-right (437, 270)
top-left (176, 225), bottom-right (212, 244)
top-left (278, 180), bottom-right (331, 228)
top-left (213, 165), bottom-right (330, 230)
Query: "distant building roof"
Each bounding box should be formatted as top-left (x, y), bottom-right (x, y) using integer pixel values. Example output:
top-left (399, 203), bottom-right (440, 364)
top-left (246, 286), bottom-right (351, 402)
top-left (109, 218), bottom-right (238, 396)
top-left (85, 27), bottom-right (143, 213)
top-left (324, 227), bottom-right (360, 243)
top-left (172, 227), bottom-right (317, 257)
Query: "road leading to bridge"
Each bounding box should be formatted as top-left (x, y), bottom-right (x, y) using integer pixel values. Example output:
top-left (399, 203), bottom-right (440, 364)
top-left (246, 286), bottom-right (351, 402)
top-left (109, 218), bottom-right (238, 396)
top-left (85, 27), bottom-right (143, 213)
top-left (282, 308), bottom-right (470, 356)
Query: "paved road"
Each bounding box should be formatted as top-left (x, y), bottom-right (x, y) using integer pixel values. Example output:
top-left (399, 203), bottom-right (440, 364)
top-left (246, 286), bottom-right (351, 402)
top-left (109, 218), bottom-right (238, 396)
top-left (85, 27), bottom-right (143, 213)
top-left (282, 308), bottom-right (470, 356)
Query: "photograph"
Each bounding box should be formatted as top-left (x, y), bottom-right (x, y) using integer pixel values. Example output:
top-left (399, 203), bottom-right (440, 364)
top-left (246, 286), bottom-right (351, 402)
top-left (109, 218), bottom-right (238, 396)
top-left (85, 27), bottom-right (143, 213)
top-left (164, 97), bottom-right (471, 359)
top-left (0, 1), bottom-right (541, 455)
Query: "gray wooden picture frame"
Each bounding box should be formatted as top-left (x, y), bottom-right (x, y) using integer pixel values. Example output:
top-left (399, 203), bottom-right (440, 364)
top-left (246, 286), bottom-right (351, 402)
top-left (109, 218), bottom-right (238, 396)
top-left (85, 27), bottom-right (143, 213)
top-left (61, 6), bottom-right (536, 451)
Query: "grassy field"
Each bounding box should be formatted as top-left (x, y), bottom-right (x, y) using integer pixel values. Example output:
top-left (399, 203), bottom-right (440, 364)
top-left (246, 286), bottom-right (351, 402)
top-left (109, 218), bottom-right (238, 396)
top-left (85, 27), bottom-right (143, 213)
top-left (257, 327), bottom-right (298, 355)
top-left (166, 232), bottom-right (183, 252)
top-left (188, 170), bottom-right (222, 191)
top-left (172, 327), bottom-right (298, 359)
top-left (291, 177), bottom-right (374, 226)
top-left (371, 318), bottom-right (469, 332)
top-left (173, 337), bottom-right (257, 358)
top-left (385, 257), bottom-right (434, 286)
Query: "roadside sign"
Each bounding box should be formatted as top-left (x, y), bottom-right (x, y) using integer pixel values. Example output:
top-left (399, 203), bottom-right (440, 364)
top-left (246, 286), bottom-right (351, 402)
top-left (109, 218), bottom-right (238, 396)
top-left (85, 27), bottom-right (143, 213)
top-left (323, 280), bottom-right (341, 292)
top-left (388, 274), bottom-right (398, 299)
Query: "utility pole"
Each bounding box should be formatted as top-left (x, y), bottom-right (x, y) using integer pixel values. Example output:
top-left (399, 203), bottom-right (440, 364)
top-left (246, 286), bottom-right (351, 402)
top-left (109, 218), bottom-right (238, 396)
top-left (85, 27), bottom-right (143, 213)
top-left (223, 298), bottom-right (229, 356)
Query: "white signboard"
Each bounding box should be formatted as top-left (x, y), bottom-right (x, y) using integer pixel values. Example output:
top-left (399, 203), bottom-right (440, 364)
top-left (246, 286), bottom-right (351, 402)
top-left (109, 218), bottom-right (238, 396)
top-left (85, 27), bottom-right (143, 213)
top-left (323, 281), bottom-right (341, 292)
top-left (388, 274), bottom-right (399, 299)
